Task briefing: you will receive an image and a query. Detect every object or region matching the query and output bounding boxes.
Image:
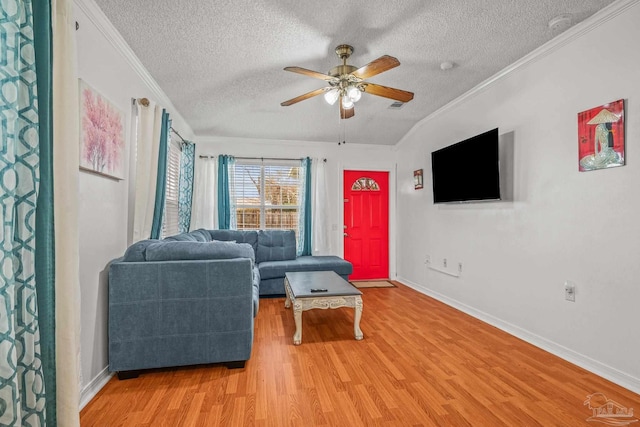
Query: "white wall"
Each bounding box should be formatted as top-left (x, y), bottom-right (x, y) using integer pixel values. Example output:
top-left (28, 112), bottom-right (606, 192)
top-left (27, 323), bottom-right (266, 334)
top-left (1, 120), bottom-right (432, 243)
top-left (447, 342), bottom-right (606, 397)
top-left (395, 2), bottom-right (640, 393)
top-left (74, 0), bottom-right (194, 405)
top-left (197, 136), bottom-right (398, 267)
top-left (73, 0), bottom-right (398, 404)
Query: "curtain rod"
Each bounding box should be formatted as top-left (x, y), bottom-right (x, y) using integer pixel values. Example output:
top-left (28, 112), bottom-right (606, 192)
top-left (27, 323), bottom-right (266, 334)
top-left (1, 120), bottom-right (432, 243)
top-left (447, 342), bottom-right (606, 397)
top-left (235, 156), bottom-right (304, 161)
top-left (135, 99), bottom-right (188, 144)
top-left (198, 155), bottom-right (327, 162)
top-left (170, 127), bottom-right (188, 144)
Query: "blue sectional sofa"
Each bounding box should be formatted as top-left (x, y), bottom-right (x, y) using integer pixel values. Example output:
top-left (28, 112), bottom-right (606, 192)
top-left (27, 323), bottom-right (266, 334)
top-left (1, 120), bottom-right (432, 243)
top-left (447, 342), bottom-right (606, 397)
top-left (108, 229), bottom-right (352, 378)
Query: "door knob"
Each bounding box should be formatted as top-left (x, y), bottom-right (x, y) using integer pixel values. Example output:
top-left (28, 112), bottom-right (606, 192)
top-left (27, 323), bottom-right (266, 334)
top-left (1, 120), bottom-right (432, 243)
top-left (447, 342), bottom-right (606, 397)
top-left (344, 233), bottom-right (348, 237)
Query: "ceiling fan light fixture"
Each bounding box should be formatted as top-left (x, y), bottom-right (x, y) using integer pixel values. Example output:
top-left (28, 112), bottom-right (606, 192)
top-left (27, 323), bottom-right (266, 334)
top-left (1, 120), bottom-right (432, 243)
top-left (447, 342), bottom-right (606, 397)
top-left (324, 89), bottom-right (339, 105)
top-left (347, 86), bottom-right (362, 102)
top-left (341, 95), bottom-right (354, 109)
top-left (281, 44), bottom-right (414, 119)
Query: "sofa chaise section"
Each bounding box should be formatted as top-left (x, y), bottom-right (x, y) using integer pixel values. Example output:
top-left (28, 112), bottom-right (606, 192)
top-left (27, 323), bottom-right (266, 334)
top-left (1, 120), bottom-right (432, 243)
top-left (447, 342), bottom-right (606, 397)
top-left (210, 229), bottom-right (353, 296)
top-left (258, 256), bottom-right (352, 295)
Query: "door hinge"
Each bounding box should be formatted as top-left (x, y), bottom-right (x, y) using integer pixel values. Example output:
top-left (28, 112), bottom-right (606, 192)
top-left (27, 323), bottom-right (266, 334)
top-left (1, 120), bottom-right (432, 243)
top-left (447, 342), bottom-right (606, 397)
top-left (344, 199), bottom-right (349, 202)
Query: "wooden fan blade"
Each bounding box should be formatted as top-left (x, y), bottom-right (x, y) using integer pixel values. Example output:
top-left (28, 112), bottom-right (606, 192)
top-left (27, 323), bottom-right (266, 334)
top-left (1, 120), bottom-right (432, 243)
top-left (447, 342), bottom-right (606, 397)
top-left (363, 83), bottom-right (414, 102)
top-left (351, 55), bottom-right (400, 79)
top-left (284, 66), bottom-right (335, 82)
top-left (340, 103), bottom-right (355, 119)
top-left (281, 87), bottom-right (330, 107)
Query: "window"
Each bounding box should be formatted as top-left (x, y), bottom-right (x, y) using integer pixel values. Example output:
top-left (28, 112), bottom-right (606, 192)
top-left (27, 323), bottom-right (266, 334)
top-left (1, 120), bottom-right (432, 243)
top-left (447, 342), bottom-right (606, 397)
top-left (162, 139), bottom-right (182, 237)
top-left (232, 160), bottom-right (303, 238)
top-left (351, 177), bottom-right (380, 191)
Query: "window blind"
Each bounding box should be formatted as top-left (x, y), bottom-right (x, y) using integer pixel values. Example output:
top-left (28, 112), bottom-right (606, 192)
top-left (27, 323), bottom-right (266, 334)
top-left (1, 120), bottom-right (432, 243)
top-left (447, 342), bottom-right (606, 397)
top-left (162, 139), bottom-right (182, 237)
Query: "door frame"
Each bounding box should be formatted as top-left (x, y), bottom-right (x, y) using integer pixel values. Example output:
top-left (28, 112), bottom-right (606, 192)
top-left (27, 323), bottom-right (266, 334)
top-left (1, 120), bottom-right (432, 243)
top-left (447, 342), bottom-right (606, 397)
top-left (339, 163), bottom-right (396, 280)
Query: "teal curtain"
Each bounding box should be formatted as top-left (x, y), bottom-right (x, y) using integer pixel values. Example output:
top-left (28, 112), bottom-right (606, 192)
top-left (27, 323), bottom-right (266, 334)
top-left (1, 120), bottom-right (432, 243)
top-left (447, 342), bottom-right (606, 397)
top-left (150, 112), bottom-right (170, 239)
top-left (0, 0), bottom-right (48, 425)
top-left (178, 142), bottom-right (195, 232)
top-left (32, 0), bottom-right (56, 424)
top-left (298, 158), bottom-right (312, 256)
top-left (217, 155), bottom-right (234, 229)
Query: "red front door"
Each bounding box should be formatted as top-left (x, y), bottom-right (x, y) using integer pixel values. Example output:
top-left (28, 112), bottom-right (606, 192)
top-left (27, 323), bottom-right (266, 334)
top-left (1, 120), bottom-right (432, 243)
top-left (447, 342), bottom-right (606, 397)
top-left (343, 170), bottom-right (389, 280)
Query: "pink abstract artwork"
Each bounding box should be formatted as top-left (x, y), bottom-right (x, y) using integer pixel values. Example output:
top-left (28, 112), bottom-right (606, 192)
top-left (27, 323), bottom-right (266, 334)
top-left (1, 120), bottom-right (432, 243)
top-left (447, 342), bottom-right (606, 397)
top-left (79, 80), bottom-right (125, 179)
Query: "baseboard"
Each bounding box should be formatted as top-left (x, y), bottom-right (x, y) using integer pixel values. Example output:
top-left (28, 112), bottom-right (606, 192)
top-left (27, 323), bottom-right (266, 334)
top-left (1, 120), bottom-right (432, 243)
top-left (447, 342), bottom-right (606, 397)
top-left (397, 276), bottom-right (640, 395)
top-left (80, 366), bottom-right (114, 410)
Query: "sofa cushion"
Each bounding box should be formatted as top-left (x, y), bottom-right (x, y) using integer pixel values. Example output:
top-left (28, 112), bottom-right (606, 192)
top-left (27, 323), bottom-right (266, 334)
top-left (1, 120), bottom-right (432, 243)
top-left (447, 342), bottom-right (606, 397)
top-left (209, 230), bottom-right (258, 254)
top-left (123, 239), bottom-right (158, 262)
top-left (256, 230), bottom-right (296, 264)
top-left (258, 255), bottom-right (352, 280)
top-left (190, 229), bottom-right (212, 242)
top-left (144, 241), bottom-right (255, 262)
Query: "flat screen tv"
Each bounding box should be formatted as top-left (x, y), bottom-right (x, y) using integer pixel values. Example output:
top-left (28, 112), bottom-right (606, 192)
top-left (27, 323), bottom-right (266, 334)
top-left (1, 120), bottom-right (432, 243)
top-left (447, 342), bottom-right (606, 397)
top-left (431, 128), bottom-right (500, 203)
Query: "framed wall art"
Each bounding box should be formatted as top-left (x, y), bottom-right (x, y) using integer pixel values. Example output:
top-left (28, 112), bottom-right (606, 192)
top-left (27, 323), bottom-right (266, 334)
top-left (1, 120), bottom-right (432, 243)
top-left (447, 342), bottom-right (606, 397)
top-left (79, 79), bottom-right (126, 180)
top-left (414, 169), bottom-right (424, 189)
top-left (578, 99), bottom-right (625, 172)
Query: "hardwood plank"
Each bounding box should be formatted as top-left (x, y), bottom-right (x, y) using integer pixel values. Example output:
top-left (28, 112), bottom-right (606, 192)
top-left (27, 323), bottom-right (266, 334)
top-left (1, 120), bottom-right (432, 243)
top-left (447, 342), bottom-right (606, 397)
top-left (81, 282), bottom-right (640, 426)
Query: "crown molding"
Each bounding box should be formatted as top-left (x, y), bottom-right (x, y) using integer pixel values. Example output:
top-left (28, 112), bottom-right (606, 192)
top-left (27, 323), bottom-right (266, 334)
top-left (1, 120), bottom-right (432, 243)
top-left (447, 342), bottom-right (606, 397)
top-left (395, 0), bottom-right (640, 149)
top-left (74, 0), bottom-right (195, 140)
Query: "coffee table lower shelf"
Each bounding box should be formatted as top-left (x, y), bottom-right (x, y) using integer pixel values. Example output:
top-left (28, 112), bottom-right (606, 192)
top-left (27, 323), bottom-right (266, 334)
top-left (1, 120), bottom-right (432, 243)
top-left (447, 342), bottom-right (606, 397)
top-left (284, 276), bottom-right (363, 345)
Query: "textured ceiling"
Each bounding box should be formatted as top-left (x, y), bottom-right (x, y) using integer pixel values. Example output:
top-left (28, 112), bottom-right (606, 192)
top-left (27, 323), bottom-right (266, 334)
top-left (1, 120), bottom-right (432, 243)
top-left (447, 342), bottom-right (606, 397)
top-left (93, 0), bottom-right (615, 145)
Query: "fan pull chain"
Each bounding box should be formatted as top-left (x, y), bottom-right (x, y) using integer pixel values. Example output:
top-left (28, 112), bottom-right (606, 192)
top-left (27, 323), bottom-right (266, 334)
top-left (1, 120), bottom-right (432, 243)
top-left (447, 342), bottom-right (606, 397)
top-left (343, 118), bottom-right (346, 145)
top-left (337, 108), bottom-right (346, 146)
top-left (337, 107), bottom-right (342, 145)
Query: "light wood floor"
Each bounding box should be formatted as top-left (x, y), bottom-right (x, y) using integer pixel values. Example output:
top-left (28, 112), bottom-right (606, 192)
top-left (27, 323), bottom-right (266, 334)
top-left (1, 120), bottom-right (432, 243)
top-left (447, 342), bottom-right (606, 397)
top-left (81, 282), bottom-right (639, 426)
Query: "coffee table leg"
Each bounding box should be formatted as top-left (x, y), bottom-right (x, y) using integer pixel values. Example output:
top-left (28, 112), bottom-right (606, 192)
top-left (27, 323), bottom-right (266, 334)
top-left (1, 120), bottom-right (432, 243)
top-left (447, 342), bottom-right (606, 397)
top-left (354, 296), bottom-right (363, 340)
top-left (284, 278), bottom-right (291, 309)
top-left (293, 301), bottom-right (303, 345)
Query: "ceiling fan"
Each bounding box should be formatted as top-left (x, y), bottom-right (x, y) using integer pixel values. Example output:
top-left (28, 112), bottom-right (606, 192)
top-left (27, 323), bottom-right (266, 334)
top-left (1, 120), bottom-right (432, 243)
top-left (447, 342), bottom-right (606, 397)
top-left (281, 44), bottom-right (414, 119)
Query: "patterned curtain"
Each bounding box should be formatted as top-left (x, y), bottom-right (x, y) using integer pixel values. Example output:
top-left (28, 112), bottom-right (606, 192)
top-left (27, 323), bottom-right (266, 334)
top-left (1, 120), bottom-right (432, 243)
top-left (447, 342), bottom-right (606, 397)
top-left (150, 111), bottom-right (170, 239)
top-left (178, 142), bottom-right (195, 232)
top-left (0, 1), bottom-right (47, 425)
top-left (297, 158), bottom-right (312, 256)
top-left (217, 155), bottom-right (236, 229)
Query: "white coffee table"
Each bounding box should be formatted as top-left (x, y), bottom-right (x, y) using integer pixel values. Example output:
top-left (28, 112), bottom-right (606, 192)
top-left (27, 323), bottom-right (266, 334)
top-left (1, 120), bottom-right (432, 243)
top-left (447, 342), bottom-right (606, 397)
top-left (284, 271), bottom-right (363, 345)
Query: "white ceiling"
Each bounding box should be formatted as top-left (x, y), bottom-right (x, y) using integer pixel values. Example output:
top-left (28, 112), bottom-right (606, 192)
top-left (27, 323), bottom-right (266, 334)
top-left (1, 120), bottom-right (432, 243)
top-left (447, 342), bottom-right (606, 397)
top-left (93, 0), bottom-right (615, 145)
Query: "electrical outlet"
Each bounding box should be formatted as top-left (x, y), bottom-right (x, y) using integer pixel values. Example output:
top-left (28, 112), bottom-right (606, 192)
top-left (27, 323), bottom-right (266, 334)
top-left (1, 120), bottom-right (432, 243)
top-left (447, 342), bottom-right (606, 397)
top-left (443, 258), bottom-right (447, 268)
top-left (564, 281), bottom-right (576, 302)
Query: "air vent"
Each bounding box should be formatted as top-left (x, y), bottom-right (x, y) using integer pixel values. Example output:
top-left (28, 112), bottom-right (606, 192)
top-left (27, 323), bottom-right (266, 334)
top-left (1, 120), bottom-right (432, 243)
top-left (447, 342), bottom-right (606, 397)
top-left (388, 101), bottom-right (404, 109)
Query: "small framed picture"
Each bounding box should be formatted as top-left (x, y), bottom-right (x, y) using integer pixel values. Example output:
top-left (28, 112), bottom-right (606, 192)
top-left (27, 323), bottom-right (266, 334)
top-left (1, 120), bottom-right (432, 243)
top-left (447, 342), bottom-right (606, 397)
top-left (414, 169), bottom-right (423, 190)
top-left (578, 99), bottom-right (625, 172)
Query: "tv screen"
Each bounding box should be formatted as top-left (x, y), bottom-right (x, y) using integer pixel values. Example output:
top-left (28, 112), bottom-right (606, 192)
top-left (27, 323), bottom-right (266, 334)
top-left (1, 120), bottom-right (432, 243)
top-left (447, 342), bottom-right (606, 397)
top-left (431, 128), bottom-right (500, 203)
